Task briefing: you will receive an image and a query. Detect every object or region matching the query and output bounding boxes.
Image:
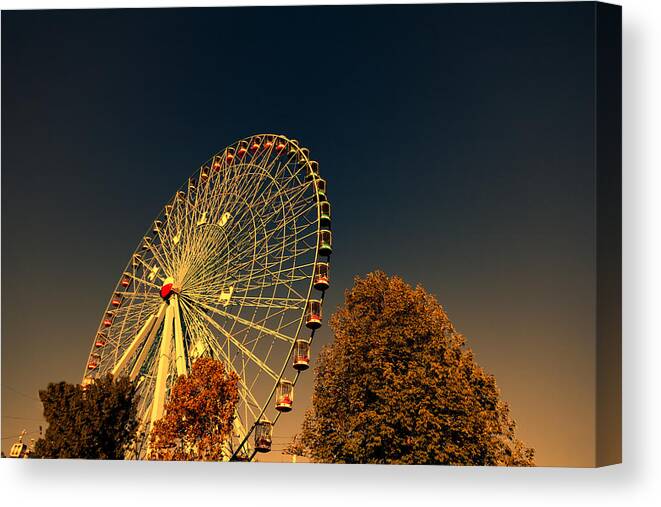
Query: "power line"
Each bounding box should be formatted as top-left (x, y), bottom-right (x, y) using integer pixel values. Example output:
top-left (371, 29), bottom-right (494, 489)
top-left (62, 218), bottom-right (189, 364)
top-left (2, 385), bottom-right (41, 403)
top-left (1, 430), bottom-right (39, 441)
top-left (2, 415), bottom-right (44, 422)
top-left (1, 434), bottom-right (25, 440)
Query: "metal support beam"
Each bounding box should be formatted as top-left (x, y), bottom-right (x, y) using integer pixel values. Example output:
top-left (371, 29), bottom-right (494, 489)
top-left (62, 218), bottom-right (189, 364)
top-left (129, 303), bottom-right (168, 381)
top-left (172, 295), bottom-right (187, 377)
top-left (149, 302), bottom-right (174, 426)
top-left (111, 314), bottom-right (156, 378)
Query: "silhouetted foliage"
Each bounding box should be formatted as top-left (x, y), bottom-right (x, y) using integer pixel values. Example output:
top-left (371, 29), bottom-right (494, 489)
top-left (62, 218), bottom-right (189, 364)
top-left (297, 271), bottom-right (535, 465)
top-left (33, 375), bottom-right (138, 459)
top-left (149, 358), bottom-right (239, 461)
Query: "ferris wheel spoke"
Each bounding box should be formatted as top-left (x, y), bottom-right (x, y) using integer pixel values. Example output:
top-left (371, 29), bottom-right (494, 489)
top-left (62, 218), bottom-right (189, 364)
top-left (231, 257), bottom-right (316, 281)
top-left (186, 261), bottom-right (312, 298)
top-left (185, 293), bottom-right (288, 342)
top-left (209, 139), bottom-right (302, 238)
top-left (192, 298), bottom-right (295, 344)
top-left (213, 174), bottom-right (307, 251)
top-left (194, 307), bottom-right (279, 381)
top-left (214, 246), bottom-right (315, 298)
top-left (233, 382), bottom-right (262, 421)
top-left (231, 266), bottom-right (314, 291)
top-left (238, 247), bottom-right (316, 277)
top-left (225, 296), bottom-right (306, 311)
top-left (142, 242), bottom-right (172, 279)
top-left (178, 239), bottom-right (232, 290)
top-left (113, 290), bottom-right (151, 298)
top-left (217, 159), bottom-right (293, 224)
top-left (230, 222), bottom-right (319, 271)
top-left (220, 185), bottom-right (314, 258)
top-left (125, 272), bottom-right (163, 291)
top-left (230, 179), bottom-right (309, 232)
top-left (187, 271), bottom-right (310, 308)
top-left (223, 220), bottom-right (315, 280)
top-left (230, 414), bottom-right (252, 457)
top-left (224, 263), bottom-right (314, 302)
top-left (177, 298), bottom-right (217, 365)
top-left (181, 303), bottom-right (263, 419)
top-left (131, 251), bottom-right (168, 283)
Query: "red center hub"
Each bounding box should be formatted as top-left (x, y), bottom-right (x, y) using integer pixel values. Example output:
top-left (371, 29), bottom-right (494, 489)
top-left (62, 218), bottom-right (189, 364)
top-left (160, 277), bottom-right (175, 300)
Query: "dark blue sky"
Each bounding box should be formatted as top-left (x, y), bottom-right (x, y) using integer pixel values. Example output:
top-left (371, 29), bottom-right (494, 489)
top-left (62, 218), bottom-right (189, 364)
top-left (2, 3), bottom-right (598, 464)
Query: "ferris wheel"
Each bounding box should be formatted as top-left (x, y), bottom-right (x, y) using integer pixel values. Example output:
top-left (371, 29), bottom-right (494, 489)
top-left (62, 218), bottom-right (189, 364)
top-left (82, 134), bottom-right (332, 460)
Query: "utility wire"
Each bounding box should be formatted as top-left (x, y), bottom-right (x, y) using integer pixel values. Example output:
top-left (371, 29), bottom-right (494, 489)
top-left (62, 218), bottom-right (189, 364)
top-left (1, 429), bottom-right (39, 440)
top-left (2, 415), bottom-right (44, 422)
top-left (2, 385), bottom-right (41, 403)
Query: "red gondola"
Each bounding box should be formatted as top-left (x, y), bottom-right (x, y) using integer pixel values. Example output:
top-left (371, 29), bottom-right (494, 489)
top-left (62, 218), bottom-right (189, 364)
top-left (87, 354), bottom-right (100, 370)
top-left (237, 141), bottom-right (248, 157)
top-left (103, 311), bottom-right (114, 327)
top-left (254, 420), bottom-right (272, 453)
top-left (292, 339), bottom-right (311, 371)
top-left (313, 262), bottom-right (330, 291)
top-left (95, 334), bottom-right (107, 347)
top-left (275, 380), bottom-right (294, 412)
top-left (305, 300), bottom-right (322, 329)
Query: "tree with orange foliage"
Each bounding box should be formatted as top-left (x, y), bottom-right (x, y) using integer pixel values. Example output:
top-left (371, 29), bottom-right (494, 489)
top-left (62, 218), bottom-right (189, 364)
top-left (149, 357), bottom-right (239, 461)
top-left (296, 271), bottom-right (535, 466)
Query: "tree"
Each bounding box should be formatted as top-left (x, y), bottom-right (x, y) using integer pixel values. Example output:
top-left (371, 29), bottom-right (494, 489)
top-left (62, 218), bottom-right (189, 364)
top-left (297, 271), bottom-right (535, 466)
top-left (149, 357), bottom-right (239, 461)
top-left (33, 375), bottom-right (138, 459)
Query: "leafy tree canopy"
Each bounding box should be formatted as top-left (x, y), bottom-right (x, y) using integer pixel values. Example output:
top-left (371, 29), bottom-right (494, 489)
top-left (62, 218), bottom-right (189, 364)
top-left (33, 374), bottom-right (138, 459)
top-left (149, 357), bottom-right (239, 461)
top-left (295, 271), bottom-right (535, 465)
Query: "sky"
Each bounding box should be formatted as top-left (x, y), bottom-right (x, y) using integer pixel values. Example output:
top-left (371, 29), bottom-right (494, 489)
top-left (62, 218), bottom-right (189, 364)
top-left (2, 3), bottom-right (599, 465)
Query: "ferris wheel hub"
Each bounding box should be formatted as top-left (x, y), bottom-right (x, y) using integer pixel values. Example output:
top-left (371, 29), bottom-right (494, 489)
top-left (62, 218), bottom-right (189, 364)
top-left (160, 277), bottom-right (175, 300)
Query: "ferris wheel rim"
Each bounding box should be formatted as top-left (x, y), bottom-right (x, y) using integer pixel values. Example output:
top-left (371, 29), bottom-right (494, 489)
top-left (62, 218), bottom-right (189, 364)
top-left (83, 133), bottom-right (331, 460)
